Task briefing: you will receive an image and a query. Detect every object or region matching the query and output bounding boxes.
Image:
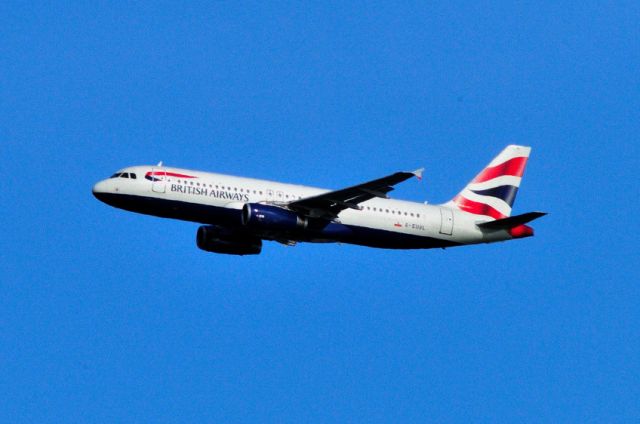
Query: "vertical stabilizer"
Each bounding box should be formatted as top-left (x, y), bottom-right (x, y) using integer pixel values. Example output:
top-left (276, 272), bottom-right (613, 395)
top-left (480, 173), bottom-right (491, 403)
top-left (445, 145), bottom-right (531, 220)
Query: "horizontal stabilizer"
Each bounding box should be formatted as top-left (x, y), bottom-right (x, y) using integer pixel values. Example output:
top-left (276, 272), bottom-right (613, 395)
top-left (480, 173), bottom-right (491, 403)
top-left (477, 211), bottom-right (547, 230)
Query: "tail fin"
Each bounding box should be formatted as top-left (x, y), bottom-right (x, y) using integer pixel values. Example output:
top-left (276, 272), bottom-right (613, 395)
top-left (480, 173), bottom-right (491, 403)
top-left (445, 145), bottom-right (531, 220)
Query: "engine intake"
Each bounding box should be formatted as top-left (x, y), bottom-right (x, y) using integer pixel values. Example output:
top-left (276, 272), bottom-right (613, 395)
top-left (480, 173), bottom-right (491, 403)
top-left (196, 225), bottom-right (262, 255)
top-left (242, 203), bottom-right (307, 232)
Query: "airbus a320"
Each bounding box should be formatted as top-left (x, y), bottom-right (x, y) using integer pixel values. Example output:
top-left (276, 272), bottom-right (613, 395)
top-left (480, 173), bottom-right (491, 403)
top-left (93, 145), bottom-right (545, 255)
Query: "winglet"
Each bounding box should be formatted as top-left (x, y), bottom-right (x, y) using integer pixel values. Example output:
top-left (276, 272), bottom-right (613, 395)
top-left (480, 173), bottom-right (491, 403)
top-left (412, 168), bottom-right (424, 181)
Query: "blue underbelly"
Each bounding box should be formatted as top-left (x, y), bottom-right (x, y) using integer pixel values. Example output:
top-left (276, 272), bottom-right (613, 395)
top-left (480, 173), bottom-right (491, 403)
top-left (95, 193), bottom-right (458, 249)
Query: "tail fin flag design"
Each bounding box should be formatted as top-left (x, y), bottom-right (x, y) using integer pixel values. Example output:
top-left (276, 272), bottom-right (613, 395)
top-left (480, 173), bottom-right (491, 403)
top-left (447, 145), bottom-right (531, 220)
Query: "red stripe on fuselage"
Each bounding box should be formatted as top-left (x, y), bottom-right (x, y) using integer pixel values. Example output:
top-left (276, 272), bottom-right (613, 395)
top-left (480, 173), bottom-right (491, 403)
top-left (472, 156), bottom-right (528, 183)
top-left (145, 171), bottom-right (197, 178)
top-left (453, 196), bottom-right (507, 220)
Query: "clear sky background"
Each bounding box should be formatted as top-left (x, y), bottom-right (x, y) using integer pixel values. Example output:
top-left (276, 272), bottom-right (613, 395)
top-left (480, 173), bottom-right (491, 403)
top-left (2, 2), bottom-right (639, 422)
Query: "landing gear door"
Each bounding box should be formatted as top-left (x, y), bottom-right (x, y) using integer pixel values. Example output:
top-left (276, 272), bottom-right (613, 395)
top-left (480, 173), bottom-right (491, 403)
top-left (439, 208), bottom-right (454, 235)
top-left (151, 168), bottom-right (166, 193)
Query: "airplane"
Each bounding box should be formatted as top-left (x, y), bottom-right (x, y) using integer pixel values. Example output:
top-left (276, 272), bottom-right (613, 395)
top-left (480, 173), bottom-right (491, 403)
top-left (92, 145), bottom-right (546, 255)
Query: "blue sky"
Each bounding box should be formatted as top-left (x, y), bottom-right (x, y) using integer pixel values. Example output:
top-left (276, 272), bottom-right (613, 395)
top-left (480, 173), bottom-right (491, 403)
top-left (2, 2), bottom-right (639, 422)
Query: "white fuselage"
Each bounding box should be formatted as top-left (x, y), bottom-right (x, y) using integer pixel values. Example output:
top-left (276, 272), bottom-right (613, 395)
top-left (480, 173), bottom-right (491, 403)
top-left (93, 165), bottom-right (515, 251)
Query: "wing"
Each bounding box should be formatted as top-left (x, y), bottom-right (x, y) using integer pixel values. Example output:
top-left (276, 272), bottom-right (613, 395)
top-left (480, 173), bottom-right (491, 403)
top-left (287, 168), bottom-right (424, 219)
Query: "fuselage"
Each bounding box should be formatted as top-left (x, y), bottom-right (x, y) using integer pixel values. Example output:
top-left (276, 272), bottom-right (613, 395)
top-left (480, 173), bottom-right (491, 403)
top-left (92, 165), bottom-right (518, 251)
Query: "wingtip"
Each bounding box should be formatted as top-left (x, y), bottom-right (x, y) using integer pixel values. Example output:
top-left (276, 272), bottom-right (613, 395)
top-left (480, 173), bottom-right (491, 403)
top-left (412, 168), bottom-right (424, 181)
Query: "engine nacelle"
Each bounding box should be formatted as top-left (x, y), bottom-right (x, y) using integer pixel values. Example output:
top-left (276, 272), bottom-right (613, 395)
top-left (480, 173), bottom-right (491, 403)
top-left (242, 203), bottom-right (307, 232)
top-left (196, 225), bottom-right (262, 255)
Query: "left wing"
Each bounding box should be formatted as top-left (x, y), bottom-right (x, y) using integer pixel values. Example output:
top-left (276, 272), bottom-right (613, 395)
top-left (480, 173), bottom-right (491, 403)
top-left (287, 168), bottom-right (423, 219)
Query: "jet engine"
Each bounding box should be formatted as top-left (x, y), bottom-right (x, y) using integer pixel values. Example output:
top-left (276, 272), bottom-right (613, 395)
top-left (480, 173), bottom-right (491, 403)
top-left (241, 203), bottom-right (307, 232)
top-left (196, 225), bottom-right (262, 255)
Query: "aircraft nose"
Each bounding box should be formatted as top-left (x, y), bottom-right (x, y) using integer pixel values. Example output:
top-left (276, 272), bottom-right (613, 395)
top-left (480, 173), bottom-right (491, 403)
top-left (92, 180), bottom-right (110, 201)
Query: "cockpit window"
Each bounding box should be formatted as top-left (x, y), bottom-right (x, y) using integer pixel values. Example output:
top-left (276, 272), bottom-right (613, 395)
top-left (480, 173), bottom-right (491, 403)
top-left (109, 172), bottom-right (136, 179)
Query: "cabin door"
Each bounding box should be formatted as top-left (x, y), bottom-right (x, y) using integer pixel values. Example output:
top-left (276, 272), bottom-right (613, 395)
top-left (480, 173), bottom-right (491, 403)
top-left (439, 208), bottom-right (454, 235)
top-left (151, 168), bottom-right (166, 193)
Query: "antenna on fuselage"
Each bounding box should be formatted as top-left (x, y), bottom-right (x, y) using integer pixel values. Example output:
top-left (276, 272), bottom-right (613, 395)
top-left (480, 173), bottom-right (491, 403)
top-left (157, 161), bottom-right (163, 167)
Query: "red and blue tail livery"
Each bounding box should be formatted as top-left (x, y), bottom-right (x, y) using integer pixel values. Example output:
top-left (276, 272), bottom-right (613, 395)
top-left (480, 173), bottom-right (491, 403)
top-left (93, 145), bottom-right (545, 255)
top-left (449, 145), bottom-right (530, 220)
